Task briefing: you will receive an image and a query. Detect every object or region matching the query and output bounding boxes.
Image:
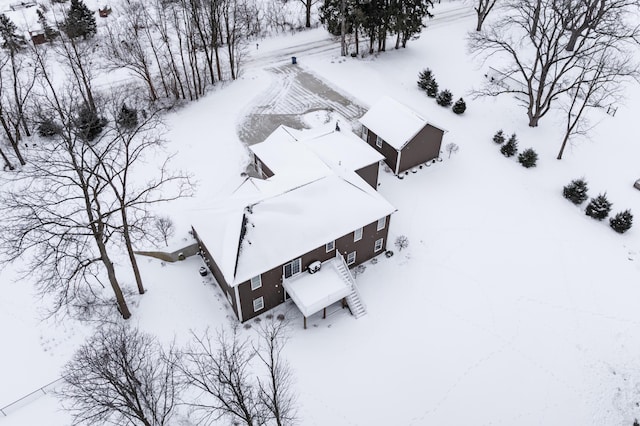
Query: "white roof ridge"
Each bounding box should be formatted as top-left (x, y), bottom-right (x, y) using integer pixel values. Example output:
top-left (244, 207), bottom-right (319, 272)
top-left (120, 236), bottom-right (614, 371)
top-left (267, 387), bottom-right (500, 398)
top-left (280, 125), bottom-right (301, 141)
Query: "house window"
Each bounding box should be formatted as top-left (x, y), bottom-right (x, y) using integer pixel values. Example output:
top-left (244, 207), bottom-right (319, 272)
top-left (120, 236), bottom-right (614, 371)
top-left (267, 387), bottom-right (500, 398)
top-left (326, 240), bottom-right (335, 252)
top-left (283, 258), bottom-right (302, 278)
top-left (347, 251), bottom-right (356, 265)
top-left (253, 296), bottom-right (264, 312)
top-left (374, 238), bottom-right (384, 252)
top-left (376, 135), bottom-right (383, 148)
top-left (377, 217), bottom-right (386, 231)
top-left (250, 275), bottom-right (262, 290)
top-left (362, 127), bottom-right (368, 141)
top-left (354, 227), bottom-right (363, 242)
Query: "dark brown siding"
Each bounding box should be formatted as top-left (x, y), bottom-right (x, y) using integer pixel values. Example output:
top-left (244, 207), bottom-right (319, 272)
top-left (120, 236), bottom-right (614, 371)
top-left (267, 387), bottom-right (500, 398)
top-left (254, 155), bottom-right (274, 178)
top-left (192, 228), bottom-right (240, 319)
top-left (398, 124), bottom-right (444, 173)
top-left (237, 215), bottom-right (392, 322)
top-left (237, 243), bottom-right (336, 321)
top-left (334, 215), bottom-right (391, 267)
top-left (363, 126), bottom-right (398, 174)
top-left (355, 162), bottom-right (379, 190)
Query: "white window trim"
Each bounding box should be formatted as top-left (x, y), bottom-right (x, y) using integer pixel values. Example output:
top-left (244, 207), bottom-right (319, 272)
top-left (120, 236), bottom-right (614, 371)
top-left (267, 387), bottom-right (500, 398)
top-left (354, 227), bottom-right (363, 242)
top-left (374, 238), bottom-right (384, 252)
top-left (377, 217), bottom-right (386, 231)
top-left (253, 296), bottom-right (264, 312)
top-left (283, 258), bottom-right (302, 279)
top-left (347, 251), bottom-right (356, 265)
top-left (326, 240), bottom-right (335, 252)
top-left (376, 135), bottom-right (383, 148)
top-left (250, 275), bottom-right (262, 291)
top-left (362, 127), bottom-right (368, 140)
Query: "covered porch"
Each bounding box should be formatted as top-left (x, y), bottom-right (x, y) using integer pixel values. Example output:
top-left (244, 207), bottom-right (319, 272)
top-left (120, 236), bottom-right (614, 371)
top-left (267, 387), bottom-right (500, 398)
top-left (283, 254), bottom-right (366, 329)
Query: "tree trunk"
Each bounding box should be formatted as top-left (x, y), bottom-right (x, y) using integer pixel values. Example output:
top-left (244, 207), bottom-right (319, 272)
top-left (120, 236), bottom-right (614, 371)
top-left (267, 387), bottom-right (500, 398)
top-left (340, 0), bottom-right (347, 56)
top-left (557, 132), bottom-right (569, 159)
top-left (94, 229), bottom-right (131, 319)
top-left (0, 146), bottom-right (14, 170)
top-left (531, 0), bottom-right (541, 39)
top-left (121, 209), bottom-right (145, 295)
top-left (476, 13), bottom-right (484, 31)
top-left (9, 51), bottom-right (32, 139)
top-left (0, 114), bottom-right (26, 165)
top-left (305, 0), bottom-right (311, 28)
top-left (566, 30), bottom-right (580, 51)
top-left (355, 28), bottom-right (359, 55)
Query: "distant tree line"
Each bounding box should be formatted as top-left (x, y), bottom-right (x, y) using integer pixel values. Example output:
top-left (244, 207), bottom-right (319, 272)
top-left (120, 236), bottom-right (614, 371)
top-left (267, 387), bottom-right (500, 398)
top-left (320, 0), bottom-right (434, 55)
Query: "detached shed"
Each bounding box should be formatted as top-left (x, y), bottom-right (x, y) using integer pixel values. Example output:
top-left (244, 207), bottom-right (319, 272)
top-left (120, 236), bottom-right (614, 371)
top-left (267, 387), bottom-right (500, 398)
top-left (359, 97), bottom-right (446, 175)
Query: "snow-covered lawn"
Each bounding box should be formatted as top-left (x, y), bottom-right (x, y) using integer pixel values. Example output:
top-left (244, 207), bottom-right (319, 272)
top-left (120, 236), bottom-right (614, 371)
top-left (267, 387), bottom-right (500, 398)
top-left (3, 2), bottom-right (640, 425)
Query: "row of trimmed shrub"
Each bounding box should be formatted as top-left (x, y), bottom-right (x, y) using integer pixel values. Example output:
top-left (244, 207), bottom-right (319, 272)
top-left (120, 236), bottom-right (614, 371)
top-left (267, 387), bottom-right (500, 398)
top-left (492, 130), bottom-right (538, 168)
top-left (417, 69), bottom-right (466, 114)
top-left (563, 178), bottom-right (633, 233)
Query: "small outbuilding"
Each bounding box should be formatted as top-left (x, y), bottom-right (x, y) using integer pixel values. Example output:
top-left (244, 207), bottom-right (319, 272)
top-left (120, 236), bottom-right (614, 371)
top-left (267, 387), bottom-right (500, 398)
top-left (359, 97), bottom-right (446, 175)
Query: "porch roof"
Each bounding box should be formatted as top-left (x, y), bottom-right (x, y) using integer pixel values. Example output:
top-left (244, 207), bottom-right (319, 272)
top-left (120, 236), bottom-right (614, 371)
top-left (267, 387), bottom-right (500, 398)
top-left (282, 258), bottom-right (351, 318)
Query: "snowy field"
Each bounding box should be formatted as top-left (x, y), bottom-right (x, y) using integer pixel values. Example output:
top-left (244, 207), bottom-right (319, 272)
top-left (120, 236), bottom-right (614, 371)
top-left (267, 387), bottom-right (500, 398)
top-left (3, 1), bottom-right (640, 425)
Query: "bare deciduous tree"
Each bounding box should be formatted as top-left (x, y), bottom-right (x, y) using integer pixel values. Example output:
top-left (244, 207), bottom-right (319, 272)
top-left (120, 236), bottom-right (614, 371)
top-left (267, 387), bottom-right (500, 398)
top-left (52, 19), bottom-right (99, 113)
top-left (445, 142), bottom-right (459, 158)
top-left (90, 96), bottom-right (194, 295)
top-left (59, 323), bottom-right (181, 426)
top-left (557, 50), bottom-right (636, 159)
top-left (469, 0), bottom-right (636, 127)
top-left (254, 318), bottom-right (297, 426)
top-left (473, 0), bottom-right (498, 31)
top-left (0, 87), bottom-right (132, 318)
top-left (395, 235), bottom-right (409, 251)
top-left (154, 216), bottom-right (175, 247)
top-left (0, 20), bottom-right (37, 166)
top-left (556, 0), bottom-right (640, 52)
top-left (179, 326), bottom-right (263, 426)
top-left (103, 1), bottom-right (160, 102)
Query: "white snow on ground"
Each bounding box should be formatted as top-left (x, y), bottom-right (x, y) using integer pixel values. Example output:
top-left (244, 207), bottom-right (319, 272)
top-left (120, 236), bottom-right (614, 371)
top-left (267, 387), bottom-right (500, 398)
top-left (3, 1), bottom-right (640, 425)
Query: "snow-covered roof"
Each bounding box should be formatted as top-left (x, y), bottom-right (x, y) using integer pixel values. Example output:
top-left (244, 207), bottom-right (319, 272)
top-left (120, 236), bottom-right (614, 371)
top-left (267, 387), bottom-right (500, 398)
top-left (191, 169), bottom-right (395, 287)
top-left (359, 96), bottom-right (445, 151)
top-left (249, 124), bottom-right (383, 175)
top-left (249, 126), bottom-right (332, 180)
top-left (282, 257), bottom-right (352, 317)
top-left (303, 126), bottom-right (384, 170)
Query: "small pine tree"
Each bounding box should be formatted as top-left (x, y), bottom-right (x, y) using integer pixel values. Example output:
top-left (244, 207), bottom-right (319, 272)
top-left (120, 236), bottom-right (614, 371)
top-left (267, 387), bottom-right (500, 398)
top-left (436, 89), bottom-right (453, 107)
top-left (37, 9), bottom-right (58, 41)
top-left (610, 210), bottom-right (633, 233)
top-left (38, 118), bottom-right (61, 137)
top-left (452, 98), bottom-right (466, 114)
top-left (517, 148), bottom-right (538, 168)
top-left (75, 105), bottom-right (107, 141)
top-left (417, 68), bottom-right (433, 91)
top-left (117, 104), bottom-right (139, 129)
top-left (585, 193), bottom-right (612, 220)
top-left (493, 130), bottom-right (505, 144)
top-left (563, 178), bottom-right (589, 205)
top-left (500, 133), bottom-right (518, 157)
top-left (425, 79), bottom-right (438, 97)
top-left (64, 0), bottom-right (97, 39)
top-left (0, 14), bottom-right (26, 52)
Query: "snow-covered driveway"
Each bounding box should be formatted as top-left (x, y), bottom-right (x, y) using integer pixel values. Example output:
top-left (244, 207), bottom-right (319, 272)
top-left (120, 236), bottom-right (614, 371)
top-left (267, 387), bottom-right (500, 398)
top-left (237, 64), bottom-right (367, 145)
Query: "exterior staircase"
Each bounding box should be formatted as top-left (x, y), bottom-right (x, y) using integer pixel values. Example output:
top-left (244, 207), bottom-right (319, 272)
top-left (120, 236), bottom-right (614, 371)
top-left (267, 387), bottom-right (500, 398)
top-left (334, 254), bottom-right (367, 319)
